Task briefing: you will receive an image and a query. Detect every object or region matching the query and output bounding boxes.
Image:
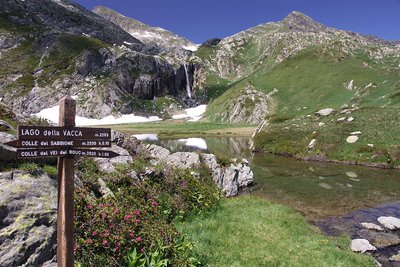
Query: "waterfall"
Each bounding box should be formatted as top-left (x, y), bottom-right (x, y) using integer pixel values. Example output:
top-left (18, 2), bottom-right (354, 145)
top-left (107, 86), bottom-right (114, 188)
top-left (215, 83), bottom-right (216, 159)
top-left (183, 64), bottom-right (192, 99)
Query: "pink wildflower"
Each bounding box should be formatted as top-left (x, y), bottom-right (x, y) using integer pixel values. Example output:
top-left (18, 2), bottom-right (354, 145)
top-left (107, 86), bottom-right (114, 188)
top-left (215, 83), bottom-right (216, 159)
top-left (136, 237), bottom-right (142, 242)
top-left (102, 240), bottom-right (108, 246)
top-left (114, 208), bottom-right (119, 214)
top-left (124, 214), bottom-right (132, 221)
top-left (92, 231), bottom-right (98, 236)
top-left (151, 201), bottom-right (158, 206)
top-left (87, 204), bottom-right (92, 209)
top-left (134, 210), bottom-right (141, 216)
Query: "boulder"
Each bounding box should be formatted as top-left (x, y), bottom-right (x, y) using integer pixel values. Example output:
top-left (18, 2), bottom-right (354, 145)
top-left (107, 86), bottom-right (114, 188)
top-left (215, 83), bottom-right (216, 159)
top-left (0, 171), bottom-right (57, 266)
top-left (351, 239), bottom-right (377, 253)
top-left (94, 145), bottom-right (133, 173)
top-left (377, 216), bottom-right (400, 230)
top-left (147, 144), bottom-right (171, 160)
top-left (168, 152), bottom-right (200, 169)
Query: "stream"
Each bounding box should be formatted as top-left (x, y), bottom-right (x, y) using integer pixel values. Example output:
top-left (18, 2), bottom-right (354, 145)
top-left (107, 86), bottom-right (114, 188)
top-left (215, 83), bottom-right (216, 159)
top-left (136, 134), bottom-right (400, 265)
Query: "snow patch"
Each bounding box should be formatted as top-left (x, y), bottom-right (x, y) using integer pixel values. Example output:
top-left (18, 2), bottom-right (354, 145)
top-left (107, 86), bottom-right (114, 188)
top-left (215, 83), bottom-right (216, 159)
top-left (172, 105), bottom-right (207, 121)
top-left (178, 138), bottom-right (207, 150)
top-left (133, 134), bottom-right (158, 141)
top-left (33, 105), bottom-right (161, 126)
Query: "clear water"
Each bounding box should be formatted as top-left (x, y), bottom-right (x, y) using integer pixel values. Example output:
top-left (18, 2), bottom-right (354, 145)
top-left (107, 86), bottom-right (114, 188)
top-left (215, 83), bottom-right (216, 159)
top-left (142, 135), bottom-right (400, 222)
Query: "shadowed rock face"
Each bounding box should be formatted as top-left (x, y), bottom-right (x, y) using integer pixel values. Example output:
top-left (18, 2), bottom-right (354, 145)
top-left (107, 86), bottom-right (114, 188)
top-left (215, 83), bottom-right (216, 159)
top-left (0, 171), bottom-right (57, 267)
top-left (0, 0), bottom-right (143, 50)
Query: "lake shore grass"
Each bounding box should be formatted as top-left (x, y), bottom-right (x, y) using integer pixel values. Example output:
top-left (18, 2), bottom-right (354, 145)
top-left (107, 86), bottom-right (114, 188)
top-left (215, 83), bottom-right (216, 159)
top-left (104, 120), bottom-right (255, 138)
top-left (177, 196), bottom-right (375, 267)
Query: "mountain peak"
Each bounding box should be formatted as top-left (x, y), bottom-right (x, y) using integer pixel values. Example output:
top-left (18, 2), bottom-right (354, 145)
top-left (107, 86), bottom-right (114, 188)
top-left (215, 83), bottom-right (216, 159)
top-left (281, 11), bottom-right (327, 32)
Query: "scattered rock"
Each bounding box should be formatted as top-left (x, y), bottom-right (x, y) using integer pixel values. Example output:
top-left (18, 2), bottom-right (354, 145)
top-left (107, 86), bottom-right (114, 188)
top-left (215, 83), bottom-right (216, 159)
top-left (94, 145), bottom-right (133, 173)
top-left (319, 182), bottom-right (332, 189)
top-left (345, 80), bottom-right (354, 90)
top-left (360, 222), bottom-right (384, 231)
top-left (357, 229), bottom-right (400, 248)
top-left (368, 144), bottom-right (374, 147)
top-left (346, 171), bottom-right (358, 178)
top-left (316, 108), bottom-right (334, 116)
top-left (378, 216), bottom-right (400, 230)
top-left (337, 117), bottom-right (346, 122)
top-left (0, 171), bottom-right (57, 266)
top-left (351, 239), bottom-right (377, 253)
top-left (308, 139), bottom-right (316, 149)
top-left (350, 131), bottom-right (362, 135)
top-left (347, 117), bottom-right (354, 122)
top-left (318, 122), bottom-right (325, 127)
top-left (346, 135), bottom-right (359, 143)
top-left (350, 178), bottom-right (360, 182)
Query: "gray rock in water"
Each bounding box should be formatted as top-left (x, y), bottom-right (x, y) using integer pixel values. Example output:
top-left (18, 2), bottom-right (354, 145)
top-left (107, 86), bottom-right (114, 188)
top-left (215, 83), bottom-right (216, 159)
top-left (0, 171), bottom-right (57, 266)
top-left (357, 229), bottom-right (400, 248)
top-left (377, 216), bottom-right (400, 230)
top-left (202, 154), bottom-right (222, 186)
top-left (237, 160), bottom-right (253, 188)
top-left (202, 154), bottom-right (253, 197)
top-left (221, 165), bottom-right (239, 197)
top-left (94, 145), bottom-right (133, 173)
top-left (390, 252), bottom-right (400, 262)
top-left (351, 239), bottom-right (377, 253)
top-left (360, 222), bottom-right (384, 231)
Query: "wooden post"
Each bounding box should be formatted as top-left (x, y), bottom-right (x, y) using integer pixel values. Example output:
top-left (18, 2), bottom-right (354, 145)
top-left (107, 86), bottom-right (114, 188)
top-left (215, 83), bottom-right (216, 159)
top-left (57, 96), bottom-right (76, 267)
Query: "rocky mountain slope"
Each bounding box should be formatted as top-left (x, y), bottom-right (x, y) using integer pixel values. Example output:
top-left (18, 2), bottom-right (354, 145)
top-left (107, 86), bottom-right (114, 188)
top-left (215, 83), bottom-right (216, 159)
top-left (192, 11), bottom-right (400, 124)
top-left (0, 0), bottom-right (196, 120)
top-left (93, 6), bottom-right (197, 60)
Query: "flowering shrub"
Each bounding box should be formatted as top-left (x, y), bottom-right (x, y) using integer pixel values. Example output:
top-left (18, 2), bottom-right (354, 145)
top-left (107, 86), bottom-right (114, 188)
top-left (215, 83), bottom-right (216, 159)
top-left (75, 159), bottom-right (220, 266)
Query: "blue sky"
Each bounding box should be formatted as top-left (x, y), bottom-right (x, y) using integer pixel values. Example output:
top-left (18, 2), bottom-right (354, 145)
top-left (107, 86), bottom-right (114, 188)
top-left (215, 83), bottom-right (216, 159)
top-left (74, 0), bottom-right (400, 44)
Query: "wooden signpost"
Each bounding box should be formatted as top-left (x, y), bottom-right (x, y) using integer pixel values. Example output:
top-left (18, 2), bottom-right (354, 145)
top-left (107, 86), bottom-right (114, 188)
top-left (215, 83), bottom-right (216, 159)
top-left (6, 96), bottom-right (119, 267)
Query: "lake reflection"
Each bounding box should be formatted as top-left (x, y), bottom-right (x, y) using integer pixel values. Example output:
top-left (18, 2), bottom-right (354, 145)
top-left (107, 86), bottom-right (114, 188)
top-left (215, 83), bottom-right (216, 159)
top-left (140, 135), bottom-right (400, 221)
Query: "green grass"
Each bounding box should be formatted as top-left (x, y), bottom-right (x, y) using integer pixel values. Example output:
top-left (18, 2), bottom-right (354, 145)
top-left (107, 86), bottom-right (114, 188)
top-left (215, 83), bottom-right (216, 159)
top-left (178, 196), bottom-right (375, 267)
top-left (254, 107), bottom-right (400, 167)
top-left (106, 121), bottom-right (255, 138)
